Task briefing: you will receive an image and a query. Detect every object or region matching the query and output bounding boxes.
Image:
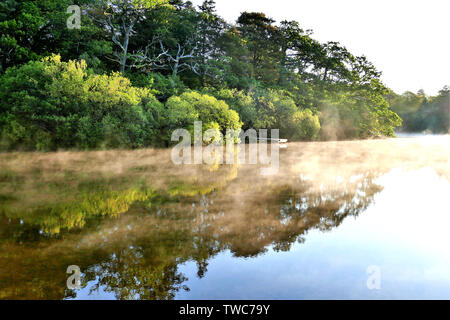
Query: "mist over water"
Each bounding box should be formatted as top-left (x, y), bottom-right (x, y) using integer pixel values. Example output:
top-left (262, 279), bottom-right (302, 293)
top-left (0, 135), bottom-right (449, 299)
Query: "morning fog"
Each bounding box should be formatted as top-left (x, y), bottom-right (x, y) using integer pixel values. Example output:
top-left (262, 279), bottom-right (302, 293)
top-left (171, 121), bottom-right (280, 175)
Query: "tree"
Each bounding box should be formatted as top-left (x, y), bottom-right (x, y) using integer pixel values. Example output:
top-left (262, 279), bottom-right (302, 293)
top-left (0, 0), bottom-right (407, 145)
top-left (392, 86), bottom-right (449, 134)
top-left (0, 55), bottom-right (164, 150)
top-left (90, 0), bottom-right (170, 74)
top-left (195, 0), bottom-right (227, 85)
top-left (164, 91), bottom-right (241, 144)
top-left (314, 41), bottom-right (354, 83)
top-left (0, 0), bottom-right (79, 72)
top-left (131, 37), bottom-right (201, 88)
top-left (210, 88), bottom-right (321, 140)
top-left (278, 21), bottom-right (317, 76)
top-left (128, 2), bottom-right (202, 87)
top-left (236, 12), bottom-right (281, 84)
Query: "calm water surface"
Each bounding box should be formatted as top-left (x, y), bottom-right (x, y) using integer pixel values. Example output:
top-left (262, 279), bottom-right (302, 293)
top-left (0, 136), bottom-right (449, 299)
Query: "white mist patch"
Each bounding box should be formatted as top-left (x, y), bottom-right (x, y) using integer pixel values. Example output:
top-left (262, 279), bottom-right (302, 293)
top-left (368, 167), bottom-right (450, 257)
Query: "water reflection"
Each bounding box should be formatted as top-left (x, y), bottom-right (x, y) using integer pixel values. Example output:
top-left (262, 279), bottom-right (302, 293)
top-left (0, 136), bottom-right (449, 299)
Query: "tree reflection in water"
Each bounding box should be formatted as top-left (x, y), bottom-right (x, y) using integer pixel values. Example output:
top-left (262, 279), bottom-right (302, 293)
top-left (1, 138), bottom-right (448, 299)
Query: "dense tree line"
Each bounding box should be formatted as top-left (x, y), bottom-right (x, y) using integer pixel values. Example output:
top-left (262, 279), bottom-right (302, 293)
top-left (0, 0), bottom-right (405, 151)
top-left (389, 87), bottom-right (450, 134)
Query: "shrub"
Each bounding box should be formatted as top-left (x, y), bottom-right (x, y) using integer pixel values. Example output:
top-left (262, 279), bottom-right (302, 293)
top-left (319, 87), bottom-right (402, 140)
top-left (213, 89), bottom-right (258, 130)
top-left (128, 72), bottom-right (186, 101)
top-left (291, 109), bottom-right (321, 140)
top-left (210, 88), bottom-right (321, 140)
top-left (0, 55), bottom-right (164, 150)
top-left (164, 91), bottom-right (242, 145)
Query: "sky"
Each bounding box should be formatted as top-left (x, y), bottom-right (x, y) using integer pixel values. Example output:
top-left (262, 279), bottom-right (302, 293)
top-left (191, 0), bottom-right (449, 95)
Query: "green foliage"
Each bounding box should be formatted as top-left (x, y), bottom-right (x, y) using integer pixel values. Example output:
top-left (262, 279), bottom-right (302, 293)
top-left (89, 0), bottom-right (171, 73)
top-left (128, 72), bottom-right (186, 100)
top-left (0, 0), bottom-right (53, 71)
top-left (210, 88), bottom-right (321, 140)
top-left (390, 87), bottom-right (449, 134)
top-left (236, 12), bottom-right (281, 85)
top-left (0, 55), bottom-right (164, 150)
top-left (291, 109), bottom-right (321, 140)
top-left (319, 83), bottom-right (402, 140)
top-left (0, 0), bottom-right (111, 73)
top-left (0, 0), bottom-right (413, 148)
top-left (164, 91), bottom-right (242, 144)
top-left (212, 89), bottom-right (258, 130)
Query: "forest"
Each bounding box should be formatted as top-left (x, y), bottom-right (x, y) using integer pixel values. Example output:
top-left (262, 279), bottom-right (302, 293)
top-left (0, 0), bottom-right (447, 151)
top-left (389, 88), bottom-right (450, 134)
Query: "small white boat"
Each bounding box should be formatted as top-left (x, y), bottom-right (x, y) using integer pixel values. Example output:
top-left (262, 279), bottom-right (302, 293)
top-left (257, 138), bottom-right (288, 143)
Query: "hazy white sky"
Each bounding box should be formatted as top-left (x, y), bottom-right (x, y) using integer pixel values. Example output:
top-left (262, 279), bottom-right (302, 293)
top-left (191, 0), bottom-right (449, 95)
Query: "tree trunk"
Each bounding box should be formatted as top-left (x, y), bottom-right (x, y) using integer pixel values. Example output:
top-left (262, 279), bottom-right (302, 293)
top-left (120, 30), bottom-right (130, 74)
top-left (323, 67), bottom-right (328, 81)
top-left (171, 60), bottom-right (179, 88)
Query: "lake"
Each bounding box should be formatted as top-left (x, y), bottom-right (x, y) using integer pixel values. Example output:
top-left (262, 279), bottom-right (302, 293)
top-left (0, 135), bottom-right (449, 300)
